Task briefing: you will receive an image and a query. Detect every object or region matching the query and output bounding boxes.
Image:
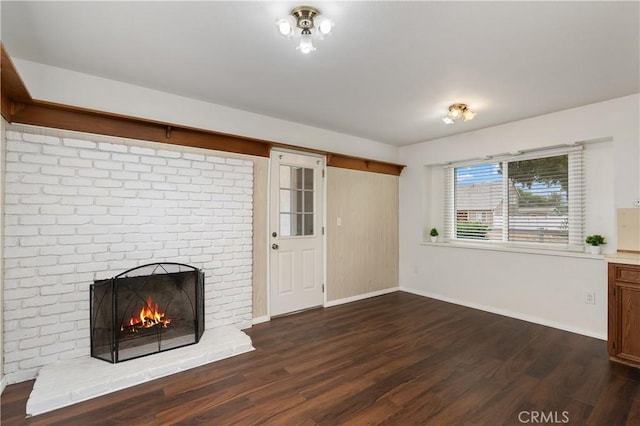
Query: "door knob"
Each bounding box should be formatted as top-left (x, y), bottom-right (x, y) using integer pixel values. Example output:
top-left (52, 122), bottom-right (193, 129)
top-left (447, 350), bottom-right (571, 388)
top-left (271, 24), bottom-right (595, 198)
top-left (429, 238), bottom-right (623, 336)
top-left (272, 243), bottom-right (279, 250)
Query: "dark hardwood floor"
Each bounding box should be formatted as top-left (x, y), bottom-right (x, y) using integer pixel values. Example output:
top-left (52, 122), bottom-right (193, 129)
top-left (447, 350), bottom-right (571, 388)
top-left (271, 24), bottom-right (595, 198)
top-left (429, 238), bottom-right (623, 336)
top-left (2, 292), bottom-right (639, 425)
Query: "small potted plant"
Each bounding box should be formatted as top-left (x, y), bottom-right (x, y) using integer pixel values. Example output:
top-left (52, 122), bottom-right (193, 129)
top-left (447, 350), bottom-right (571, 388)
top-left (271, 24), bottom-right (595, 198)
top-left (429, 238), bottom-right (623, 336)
top-left (585, 235), bottom-right (606, 255)
top-left (429, 228), bottom-right (439, 243)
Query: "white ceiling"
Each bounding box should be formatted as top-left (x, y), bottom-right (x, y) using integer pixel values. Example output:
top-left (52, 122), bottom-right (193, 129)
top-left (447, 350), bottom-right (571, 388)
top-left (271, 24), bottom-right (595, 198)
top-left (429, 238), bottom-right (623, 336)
top-left (2, 1), bottom-right (639, 146)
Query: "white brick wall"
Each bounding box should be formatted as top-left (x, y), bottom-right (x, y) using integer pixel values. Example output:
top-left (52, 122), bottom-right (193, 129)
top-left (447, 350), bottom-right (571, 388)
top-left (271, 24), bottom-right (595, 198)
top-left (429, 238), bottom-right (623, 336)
top-left (3, 128), bottom-right (254, 384)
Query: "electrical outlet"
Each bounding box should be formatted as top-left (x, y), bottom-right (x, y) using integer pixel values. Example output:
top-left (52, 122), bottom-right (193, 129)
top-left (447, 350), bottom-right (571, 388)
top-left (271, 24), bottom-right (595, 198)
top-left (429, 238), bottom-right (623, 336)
top-left (584, 291), bottom-right (596, 305)
top-left (634, 199), bottom-right (640, 207)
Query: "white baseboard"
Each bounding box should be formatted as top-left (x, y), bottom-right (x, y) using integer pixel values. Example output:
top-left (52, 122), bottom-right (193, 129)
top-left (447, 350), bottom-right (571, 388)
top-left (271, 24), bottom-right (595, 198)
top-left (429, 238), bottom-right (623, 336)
top-left (400, 286), bottom-right (607, 341)
top-left (252, 315), bottom-right (270, 325)
top-left (251, 288), bottom-right (400, 323)
top-left (324, 287), bottom-right (399, 308)
top-left (1, 375), bottom-right (7, 395)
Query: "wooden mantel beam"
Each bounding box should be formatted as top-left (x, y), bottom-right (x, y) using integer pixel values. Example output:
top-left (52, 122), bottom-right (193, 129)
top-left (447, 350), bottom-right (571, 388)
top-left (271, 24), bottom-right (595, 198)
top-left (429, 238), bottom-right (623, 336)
top-left (1, 44), bottom-right (404, 175)
top-left (1, 42), bottom-right (33, 121)
top-left (9, 100), bottom-right (273, 158)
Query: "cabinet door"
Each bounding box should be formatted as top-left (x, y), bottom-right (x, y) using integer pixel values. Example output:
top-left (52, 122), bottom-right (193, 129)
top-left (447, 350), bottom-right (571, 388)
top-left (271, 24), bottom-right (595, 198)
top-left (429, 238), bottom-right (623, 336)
top-left (616, 284), bottom-right (640, 363)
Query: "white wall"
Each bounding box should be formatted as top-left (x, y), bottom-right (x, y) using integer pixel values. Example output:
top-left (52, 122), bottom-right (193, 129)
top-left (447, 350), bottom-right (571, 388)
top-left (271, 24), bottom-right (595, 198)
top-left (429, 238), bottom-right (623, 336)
top-left (12, 59), bottom-right (399, 164)
top-left (399, 94), bottom-right (640, 339)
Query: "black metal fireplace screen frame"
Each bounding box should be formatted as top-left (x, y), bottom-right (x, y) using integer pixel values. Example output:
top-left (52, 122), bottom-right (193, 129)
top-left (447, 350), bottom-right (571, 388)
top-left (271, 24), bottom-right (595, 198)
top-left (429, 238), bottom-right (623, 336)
top-left (90, 262), bottom-right (205, 363)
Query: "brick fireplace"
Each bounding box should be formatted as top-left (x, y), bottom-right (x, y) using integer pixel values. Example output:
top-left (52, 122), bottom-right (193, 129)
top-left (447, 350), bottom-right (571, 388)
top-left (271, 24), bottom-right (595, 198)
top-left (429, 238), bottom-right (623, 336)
top-left (3, 126), bottom-right (254, 384)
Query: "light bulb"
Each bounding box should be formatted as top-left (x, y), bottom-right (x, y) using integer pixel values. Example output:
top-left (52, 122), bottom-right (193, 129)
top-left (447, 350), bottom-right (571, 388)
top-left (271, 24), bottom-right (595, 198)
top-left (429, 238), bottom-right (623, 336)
top-left (449, 108), bottom-right (461, 119)
top-left (442, 117), bottom-right (454, 125)
top-left (462, 109), bottom-right (476, 121)
top-left (297, 34), bottom-right (315, 54)
top-left (315, 15), bottom-right (333, 36)
top-left (276, 18), bottom-right (292, 37)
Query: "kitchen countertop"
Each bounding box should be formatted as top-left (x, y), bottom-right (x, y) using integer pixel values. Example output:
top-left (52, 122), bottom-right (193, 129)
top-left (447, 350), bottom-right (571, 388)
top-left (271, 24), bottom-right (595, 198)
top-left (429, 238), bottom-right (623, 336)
top-left (605, 251), bottom-right (640, 266)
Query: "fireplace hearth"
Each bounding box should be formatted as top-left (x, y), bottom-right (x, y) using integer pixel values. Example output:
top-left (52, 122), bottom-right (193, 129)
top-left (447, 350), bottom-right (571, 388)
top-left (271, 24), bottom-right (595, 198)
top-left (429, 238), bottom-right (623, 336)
top-left (90, 263), bottom-right (205, 363)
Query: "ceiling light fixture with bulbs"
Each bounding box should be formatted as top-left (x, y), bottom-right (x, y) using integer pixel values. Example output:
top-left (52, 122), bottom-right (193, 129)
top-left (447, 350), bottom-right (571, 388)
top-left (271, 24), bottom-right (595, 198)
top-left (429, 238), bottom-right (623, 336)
top-left (442, 103), bottom-right (476, 125)
top-left (276, 6), bottom-right (333, 54)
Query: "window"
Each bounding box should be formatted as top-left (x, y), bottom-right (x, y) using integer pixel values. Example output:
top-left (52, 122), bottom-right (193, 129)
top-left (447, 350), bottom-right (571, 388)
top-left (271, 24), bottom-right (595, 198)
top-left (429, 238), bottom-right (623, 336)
top-left (279, 165), bottom-right (315, 236)
top-left (444, 147), bottom-right (584, 250)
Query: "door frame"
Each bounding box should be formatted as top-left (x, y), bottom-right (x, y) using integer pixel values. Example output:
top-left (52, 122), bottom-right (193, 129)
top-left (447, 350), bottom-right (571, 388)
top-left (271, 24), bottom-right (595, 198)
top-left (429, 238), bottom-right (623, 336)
top-left (266, 148), bottom-right (327, 319)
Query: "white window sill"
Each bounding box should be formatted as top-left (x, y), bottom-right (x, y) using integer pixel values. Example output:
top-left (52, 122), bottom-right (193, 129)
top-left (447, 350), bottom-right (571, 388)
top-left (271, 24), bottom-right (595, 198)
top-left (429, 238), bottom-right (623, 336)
top-left (420, 240), bottom-right (606, 260)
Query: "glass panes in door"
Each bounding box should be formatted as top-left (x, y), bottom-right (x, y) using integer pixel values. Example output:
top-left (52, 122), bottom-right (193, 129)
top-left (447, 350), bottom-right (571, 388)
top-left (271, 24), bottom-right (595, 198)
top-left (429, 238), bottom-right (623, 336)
top-left (279, 165), bottom-right (314, 237)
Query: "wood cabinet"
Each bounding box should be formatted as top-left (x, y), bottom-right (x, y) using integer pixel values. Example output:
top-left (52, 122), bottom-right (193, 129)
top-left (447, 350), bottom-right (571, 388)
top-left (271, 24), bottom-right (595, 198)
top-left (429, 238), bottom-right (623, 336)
top-left (608, 262), bottom-right (640, 368)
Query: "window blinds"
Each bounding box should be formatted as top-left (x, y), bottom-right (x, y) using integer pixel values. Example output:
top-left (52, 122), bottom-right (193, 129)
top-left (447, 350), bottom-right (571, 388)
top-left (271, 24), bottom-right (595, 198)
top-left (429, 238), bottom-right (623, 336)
top-left (443, 146), bottom-right (584, 250)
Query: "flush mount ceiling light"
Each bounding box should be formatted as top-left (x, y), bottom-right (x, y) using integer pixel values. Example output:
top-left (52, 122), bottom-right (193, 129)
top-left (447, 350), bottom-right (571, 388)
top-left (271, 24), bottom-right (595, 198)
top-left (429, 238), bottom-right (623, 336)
top-left (442, 103), bottom-right (476, 125)
top-left (276, 6), bottom-right (333, 54)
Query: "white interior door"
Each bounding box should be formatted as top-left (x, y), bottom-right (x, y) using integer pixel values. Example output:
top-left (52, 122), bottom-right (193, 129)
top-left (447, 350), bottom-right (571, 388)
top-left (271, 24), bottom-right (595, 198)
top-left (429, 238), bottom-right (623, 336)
top-left (269, 150), bottom-right (324, 316)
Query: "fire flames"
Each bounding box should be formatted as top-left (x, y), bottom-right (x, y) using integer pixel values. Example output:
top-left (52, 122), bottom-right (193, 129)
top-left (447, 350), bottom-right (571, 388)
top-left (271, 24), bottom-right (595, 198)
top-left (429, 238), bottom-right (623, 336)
top-left (121, 297), bottom-right (171, 333)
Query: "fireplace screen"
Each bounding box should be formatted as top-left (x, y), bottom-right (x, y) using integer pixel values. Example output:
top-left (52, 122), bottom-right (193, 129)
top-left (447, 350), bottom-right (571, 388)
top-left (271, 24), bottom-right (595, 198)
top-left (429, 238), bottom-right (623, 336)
top-left (90, 263), bottom-right (205, 363)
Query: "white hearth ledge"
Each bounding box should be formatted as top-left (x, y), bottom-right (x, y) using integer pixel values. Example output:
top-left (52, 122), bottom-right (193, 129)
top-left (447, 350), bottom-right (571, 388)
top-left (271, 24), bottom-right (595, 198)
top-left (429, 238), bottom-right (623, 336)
top-left (26, 326), bottom-right (254, 417)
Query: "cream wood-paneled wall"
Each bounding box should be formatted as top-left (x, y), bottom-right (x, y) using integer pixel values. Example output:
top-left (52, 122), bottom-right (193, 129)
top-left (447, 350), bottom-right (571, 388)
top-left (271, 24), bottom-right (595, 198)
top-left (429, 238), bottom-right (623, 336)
top-left (1, 119), bottom-right (5, 390)
top-left (326, 167), bottom-right (399, 301)
top-left (251, 159), bottom-right (268, 318)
